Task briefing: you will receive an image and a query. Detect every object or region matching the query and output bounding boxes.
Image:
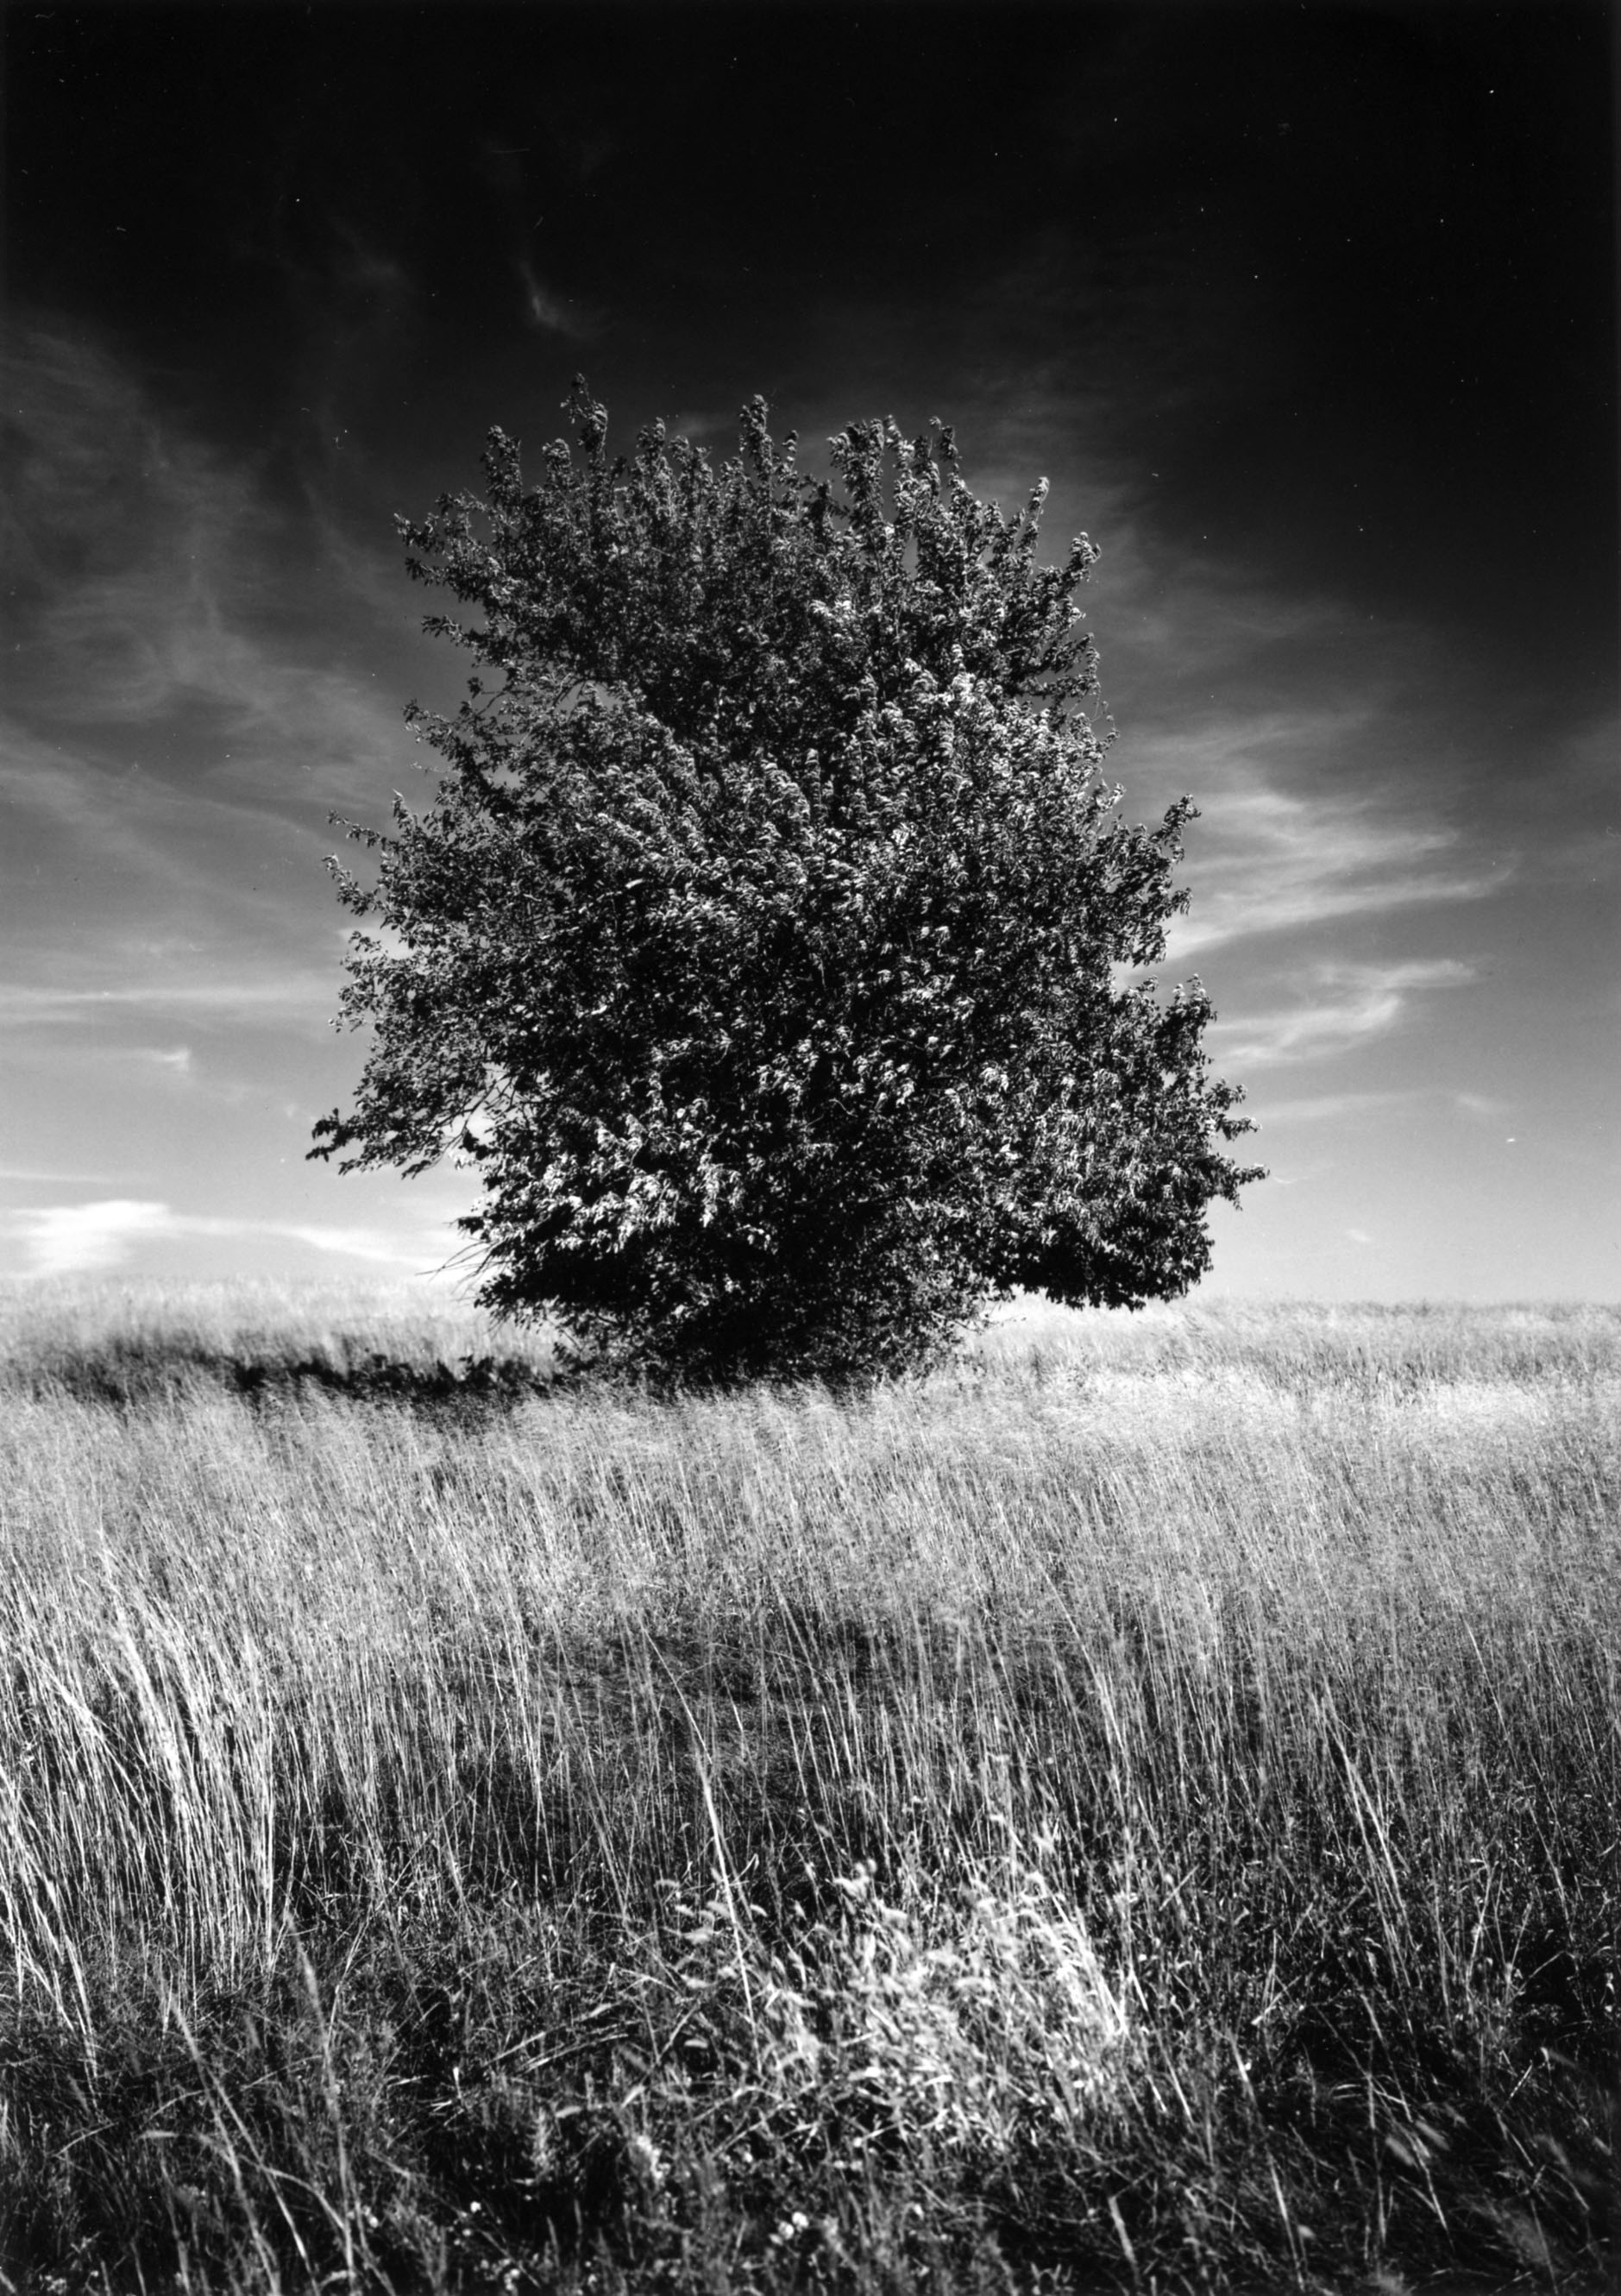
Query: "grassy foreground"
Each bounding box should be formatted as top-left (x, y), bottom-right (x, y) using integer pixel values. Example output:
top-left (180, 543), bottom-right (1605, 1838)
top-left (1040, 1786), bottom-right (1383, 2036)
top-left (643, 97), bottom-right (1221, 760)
top-left (0, 1283), bottom-right (1616, 2294)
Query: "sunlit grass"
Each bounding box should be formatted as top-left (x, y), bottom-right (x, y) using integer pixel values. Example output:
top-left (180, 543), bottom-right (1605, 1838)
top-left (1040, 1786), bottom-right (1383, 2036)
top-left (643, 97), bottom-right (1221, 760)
top-left (1, 1286), bottom-right (1616, 2292)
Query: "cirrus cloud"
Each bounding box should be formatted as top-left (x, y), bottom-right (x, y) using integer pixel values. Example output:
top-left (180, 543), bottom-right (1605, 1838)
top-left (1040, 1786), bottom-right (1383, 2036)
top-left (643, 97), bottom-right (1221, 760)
top-left (1211, 959), bottom-right (1476, 1066)
top-left (3, 1199), bottom-right (437, 1278)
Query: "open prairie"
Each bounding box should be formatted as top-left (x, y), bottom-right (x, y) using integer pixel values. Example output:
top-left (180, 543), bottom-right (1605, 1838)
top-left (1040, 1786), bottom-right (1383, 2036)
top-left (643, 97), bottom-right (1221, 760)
top-left (1, 1286), bottom-right (1616, 2293)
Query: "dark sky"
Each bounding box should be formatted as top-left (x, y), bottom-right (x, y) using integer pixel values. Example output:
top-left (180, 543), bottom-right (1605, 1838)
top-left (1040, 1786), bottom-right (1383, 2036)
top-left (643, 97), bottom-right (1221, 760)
top-left (3, 2), bottom-right (1617, 1297)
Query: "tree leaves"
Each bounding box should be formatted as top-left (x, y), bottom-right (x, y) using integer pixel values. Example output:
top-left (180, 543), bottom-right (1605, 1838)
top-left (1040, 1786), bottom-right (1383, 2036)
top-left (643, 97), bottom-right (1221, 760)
top-left (313, 384), bottom-right (1261, 1383)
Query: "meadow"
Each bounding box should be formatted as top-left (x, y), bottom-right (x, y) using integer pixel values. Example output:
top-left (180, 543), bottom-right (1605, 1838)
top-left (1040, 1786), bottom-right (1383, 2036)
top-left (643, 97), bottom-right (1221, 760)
top-left (0, 1282), bottom-right (1615, 2294)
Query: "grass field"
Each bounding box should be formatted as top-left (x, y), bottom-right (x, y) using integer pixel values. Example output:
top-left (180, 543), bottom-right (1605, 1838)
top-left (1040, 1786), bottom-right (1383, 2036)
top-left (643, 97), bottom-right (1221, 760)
top-left (0, 1282), bottom-right (1616, 2293)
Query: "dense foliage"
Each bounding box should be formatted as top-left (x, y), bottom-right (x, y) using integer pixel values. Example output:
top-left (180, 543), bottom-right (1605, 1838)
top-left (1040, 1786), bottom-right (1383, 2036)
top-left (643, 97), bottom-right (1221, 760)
top-left (314, 382), bottom-right (1259, 1381)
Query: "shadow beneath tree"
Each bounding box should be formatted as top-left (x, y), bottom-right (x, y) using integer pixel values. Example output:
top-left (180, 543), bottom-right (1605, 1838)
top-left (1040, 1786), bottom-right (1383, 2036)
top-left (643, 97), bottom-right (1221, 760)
top-left (10, 1336), bottom-right (586, 1419)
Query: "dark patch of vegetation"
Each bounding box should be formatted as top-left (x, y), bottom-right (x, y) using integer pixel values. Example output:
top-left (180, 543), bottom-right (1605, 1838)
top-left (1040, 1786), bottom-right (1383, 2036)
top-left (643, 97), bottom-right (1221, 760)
top-left (3, 1335), bottom-right (575, 1418)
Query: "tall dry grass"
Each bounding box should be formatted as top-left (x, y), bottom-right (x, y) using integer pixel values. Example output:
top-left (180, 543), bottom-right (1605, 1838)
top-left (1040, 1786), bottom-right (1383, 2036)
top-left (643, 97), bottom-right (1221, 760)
top-left (0, 1286), bottom-right (1616, 2292)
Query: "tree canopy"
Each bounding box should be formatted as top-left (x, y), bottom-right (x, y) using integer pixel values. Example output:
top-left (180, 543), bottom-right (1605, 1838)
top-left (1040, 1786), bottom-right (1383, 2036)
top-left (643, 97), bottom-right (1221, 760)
top-left (312, 382), bottom-right (1260, 1383)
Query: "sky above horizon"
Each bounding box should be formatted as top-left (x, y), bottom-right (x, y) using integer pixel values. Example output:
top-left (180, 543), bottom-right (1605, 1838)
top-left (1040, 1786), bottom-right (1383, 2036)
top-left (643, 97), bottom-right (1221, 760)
top-left (3, 0), bottom-right (1617, 1303)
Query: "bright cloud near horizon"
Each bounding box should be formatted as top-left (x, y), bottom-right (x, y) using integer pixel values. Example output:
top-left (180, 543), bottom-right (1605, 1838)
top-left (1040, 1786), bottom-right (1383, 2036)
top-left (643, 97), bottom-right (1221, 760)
top-left (3, 3), bottom-right (1616, 1303)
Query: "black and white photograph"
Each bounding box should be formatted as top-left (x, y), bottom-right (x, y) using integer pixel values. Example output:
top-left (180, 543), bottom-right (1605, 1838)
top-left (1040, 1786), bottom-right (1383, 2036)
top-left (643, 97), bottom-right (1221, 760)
top-left (2, 0), bottom-right (1617, 2287)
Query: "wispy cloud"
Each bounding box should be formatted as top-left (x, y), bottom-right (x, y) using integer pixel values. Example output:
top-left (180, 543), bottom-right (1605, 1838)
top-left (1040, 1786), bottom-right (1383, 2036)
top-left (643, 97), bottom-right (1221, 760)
top-left (1134, 720), bottom-right (1505, 961)
top-left (1245, 1089), bottom-right (1419, 1127)
top-left (0, 716), bottom-right (210, 896)
top-left (517, 259), bottom-right (597, 339)
top-left (903, 412), bottom-right (1517, 972)
top-left (6, 327), bottom-right (263, 714)
top-left (0, 1165), bottom-right (115, 1186)
top-left (0, 976), bottom-right (336, 1022)
top-left (9, 1200), bottom-right (176, 1276)
top-left (1241, 1085), bottom-right (1524, 1132)
top-left (3, 325), bottom-right (412, 808)
top-left (0, 327), bottom-right (408, 1041)
top-left (1504, 709), bottom-right (1621, 890)
top-left (1214, 959), bottom-right (1475, 1066)
top-left (3, 1199), bottom-right (437, 1278)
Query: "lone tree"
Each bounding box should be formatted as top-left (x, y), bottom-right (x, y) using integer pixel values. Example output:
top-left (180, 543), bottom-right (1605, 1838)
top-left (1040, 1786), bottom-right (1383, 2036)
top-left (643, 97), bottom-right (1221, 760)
top-left (313, 382), bottom-right (1260, 1383)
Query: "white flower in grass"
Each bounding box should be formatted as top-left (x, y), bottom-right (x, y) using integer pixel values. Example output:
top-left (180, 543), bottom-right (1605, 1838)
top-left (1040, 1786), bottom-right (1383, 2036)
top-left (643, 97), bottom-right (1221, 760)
top-left (625, 2130), bottom-right (666, 2193)
top-left (530, 2104), bottom-right (561, 2179)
